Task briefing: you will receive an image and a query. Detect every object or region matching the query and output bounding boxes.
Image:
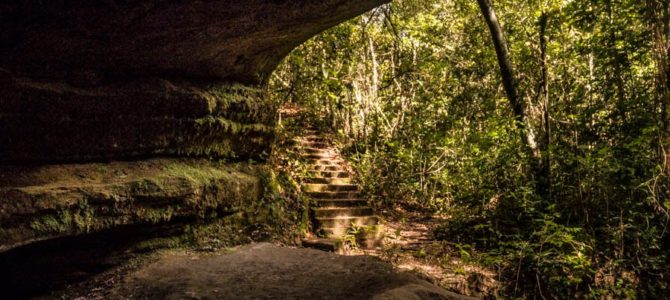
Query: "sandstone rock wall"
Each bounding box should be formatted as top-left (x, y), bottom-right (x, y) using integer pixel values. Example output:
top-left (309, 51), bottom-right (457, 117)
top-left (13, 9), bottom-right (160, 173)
top-left (0, 0), bottom-right (389, 252)
top-left (0, 0), bottom-right (388, 163)
top-left (0, 0), bottom-right (389, 83)
top-left (0, 159), bottom-right (262, 252)
top-left (0, 73), bottom-right (275, 162)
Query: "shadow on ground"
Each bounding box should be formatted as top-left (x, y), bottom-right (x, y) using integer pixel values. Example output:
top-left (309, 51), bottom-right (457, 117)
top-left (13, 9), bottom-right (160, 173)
top-left (0, 222), bottom-right (186, 299)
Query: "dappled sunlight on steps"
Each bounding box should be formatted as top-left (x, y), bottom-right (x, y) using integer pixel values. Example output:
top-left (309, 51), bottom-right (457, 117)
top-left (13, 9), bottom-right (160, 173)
top-left (293, 129), bottom-right (384, 253)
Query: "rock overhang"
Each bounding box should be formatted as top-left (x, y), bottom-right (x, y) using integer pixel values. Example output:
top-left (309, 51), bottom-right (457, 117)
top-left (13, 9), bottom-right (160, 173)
top-left (0, 0), bottom-right (391, 254)
top-left (0, 0), bottom-right (390, 163)
top-left (0, 0), bottom-right (390, 84)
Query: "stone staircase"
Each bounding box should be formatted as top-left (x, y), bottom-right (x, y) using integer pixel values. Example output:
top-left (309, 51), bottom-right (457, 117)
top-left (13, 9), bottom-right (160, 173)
top-left (295, 129), bottom-right (383, 252)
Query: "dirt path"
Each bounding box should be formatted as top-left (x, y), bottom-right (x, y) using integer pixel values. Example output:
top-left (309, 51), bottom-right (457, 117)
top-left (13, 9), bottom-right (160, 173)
top-left (277, 104), bottom-right (496, 298)
top-left (347, 208), bottom-right (499, 298)
top-left (84, 243), bottom-right (472, 300)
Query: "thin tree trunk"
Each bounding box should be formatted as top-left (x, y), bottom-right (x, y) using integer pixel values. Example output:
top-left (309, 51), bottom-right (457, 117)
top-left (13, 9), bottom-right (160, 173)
top-left (538, 11), bottom-right (551, 199)
top-left (647, 0), bottom-right (670, 134)
top-left (646, 0), bottom-right (670, 204)
top-left (666, 0), bottom-right (670, 135)
top-left (476, 0), bottom-right (542, 176)
top-left (606, 0), bottom-right (627, 122)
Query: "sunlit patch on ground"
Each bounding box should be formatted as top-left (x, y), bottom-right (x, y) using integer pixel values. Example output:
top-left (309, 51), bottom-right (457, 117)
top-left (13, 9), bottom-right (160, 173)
top-left (344, 207), bottom-right (500, 298)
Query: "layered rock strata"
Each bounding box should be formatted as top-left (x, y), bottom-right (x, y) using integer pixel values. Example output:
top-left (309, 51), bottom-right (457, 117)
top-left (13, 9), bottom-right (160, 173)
top-left (0, 159), bottom-right (262, 252)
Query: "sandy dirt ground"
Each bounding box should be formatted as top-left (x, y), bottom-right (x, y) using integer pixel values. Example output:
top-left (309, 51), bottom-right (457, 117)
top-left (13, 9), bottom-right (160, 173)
top-left (92, 243), bottom-right (474, 300)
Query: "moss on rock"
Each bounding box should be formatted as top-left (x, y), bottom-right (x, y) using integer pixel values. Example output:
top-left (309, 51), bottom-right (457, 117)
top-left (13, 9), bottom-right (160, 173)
top-left (0, 159), bottom-right (264, 252)
top-left (0, 76), bottom-right (277, 163)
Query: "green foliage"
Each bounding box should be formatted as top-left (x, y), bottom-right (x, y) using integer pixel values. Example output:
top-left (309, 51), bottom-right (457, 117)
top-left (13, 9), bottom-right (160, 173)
top-left (29, 199), bottom-right (96, 234)
top-left (270, 0), bottom-right (670, 297)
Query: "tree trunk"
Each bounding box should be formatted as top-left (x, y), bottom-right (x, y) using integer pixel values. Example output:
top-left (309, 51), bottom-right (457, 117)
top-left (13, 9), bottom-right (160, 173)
top-left (646, 0), bottom-right (670, 204)
top-left (605, 0), bottom-right (627, 123)
top-left (538, 11), bottom-right (551, 200)
top-left (647, 0), bottom-right (670, 134)
top-left (476, 0), bottom-right (542, 179)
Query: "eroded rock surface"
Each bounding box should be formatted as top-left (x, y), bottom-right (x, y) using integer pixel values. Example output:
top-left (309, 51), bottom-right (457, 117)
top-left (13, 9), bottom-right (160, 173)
top-left (0, 0), bottom-right (389, 266)
top-left (0, 0), bottom-right (388, 163)
top-left (107, 243), bottom-right (475, 300)
top-left (0, 75), bottom-right (275, 162)
top-left (0, 0), bottom-right (388, 83)
top-left (0, 159), bottom-right (262, 252)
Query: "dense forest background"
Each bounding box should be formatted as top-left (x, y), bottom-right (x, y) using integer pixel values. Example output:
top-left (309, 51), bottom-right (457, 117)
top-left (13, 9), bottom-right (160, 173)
top-left (270, 0), bottom-right (670, 298)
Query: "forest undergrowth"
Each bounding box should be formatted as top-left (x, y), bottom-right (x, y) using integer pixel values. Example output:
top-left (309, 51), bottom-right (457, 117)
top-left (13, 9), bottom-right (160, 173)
top-left (270, 0), bottom-right (670, 298)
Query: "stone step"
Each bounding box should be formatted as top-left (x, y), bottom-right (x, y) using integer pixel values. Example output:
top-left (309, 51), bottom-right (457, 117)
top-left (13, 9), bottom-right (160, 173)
top-left (302, 147), bottom-right (337, 154)
top-left (310, 165), bottom-right (343, 172)
top-left (302, 153), bottom-right (342, 161)
top-left (319, 225), bottom-right (384, 239)
top-left (357, 224), bottom-right (386, 248)
top-left (302, 183), bottom-right (358, 192)
top-left (307, 158), bottom-right (345, 168)
top-left (295, 132), bottom-right (382, 250)
top-left (294, 139), bottom-right (329, 147)
top-left (306, 191), bottom-right (361, 199)
top-left (303, 177), bottom-right (352, 184)
top-left (318, 227), bottom-right (350, 237)
top-left (304, 152), bottom-right (338, 158)
top-left (301, 238), bottom-right (341, 252)
top-left (315, 199), bottom-right (368, 208)
top-left (300, 141), bottom-right (329, 148)
top-left (310, 160), bottom-right (344, 167)
top-left (302, 146), bottom-right (340, 155)
top-left (301, 135), bottom-right (328, 142)
top-left (316, 216), bottom-right (379, 228)
top-left (314, 206), bottom-right (373, 218)
top-left (314, 171), bottom-right (349, 178)
top-left (305, 154), bottom-right (342, 160)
